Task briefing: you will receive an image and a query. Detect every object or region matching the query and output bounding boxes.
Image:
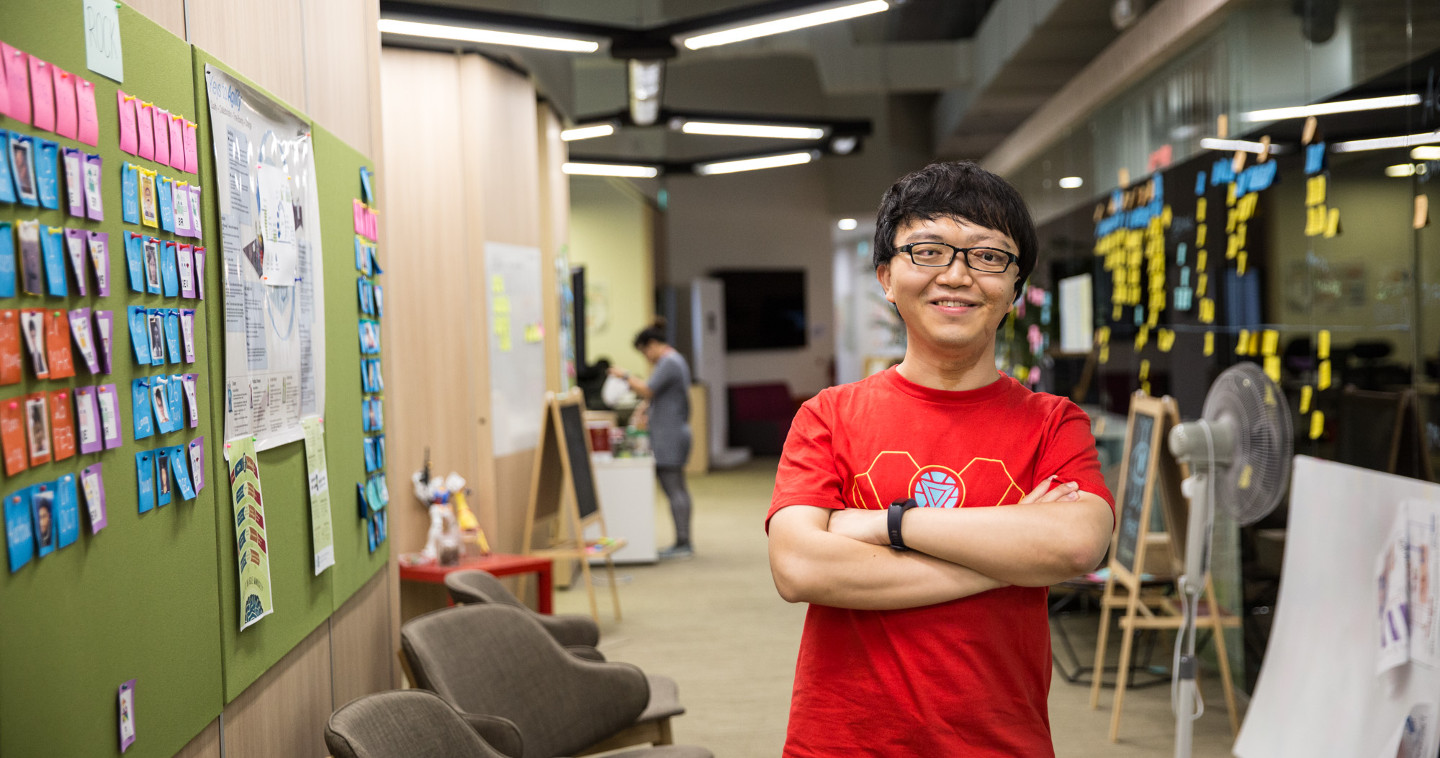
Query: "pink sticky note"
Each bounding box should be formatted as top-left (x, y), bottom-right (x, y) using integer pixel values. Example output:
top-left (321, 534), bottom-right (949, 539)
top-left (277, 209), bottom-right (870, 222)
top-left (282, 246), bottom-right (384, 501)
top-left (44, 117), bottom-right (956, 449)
top-left (152, 107), bottom-right (170, 167)
top-left (136, 102), bottom-right (155, 161)
top-left (3, 45), bottom-right (31, 125)
top-left (168, 116), bottom-right (185, 171)
top-left (182, 121), bottom-right (198, 174)
top-left (51, 67), bottom-right (77, 140)
top-left (353, 200), bottom-right (365, 235)
top-left (75, 77), bottom-right (98, 146)
top-left (116, 91), bottom-right (137, 154)
top-left (27, 56), bottom-right (54, 132)
top-left (0, 48), bottom-right (9, 118)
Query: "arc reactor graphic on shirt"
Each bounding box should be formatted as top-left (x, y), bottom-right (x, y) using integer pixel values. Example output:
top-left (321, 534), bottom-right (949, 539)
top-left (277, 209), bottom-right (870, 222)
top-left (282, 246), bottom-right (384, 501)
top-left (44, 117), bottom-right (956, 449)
top-left (849, 451), bottom-right (1025, 510)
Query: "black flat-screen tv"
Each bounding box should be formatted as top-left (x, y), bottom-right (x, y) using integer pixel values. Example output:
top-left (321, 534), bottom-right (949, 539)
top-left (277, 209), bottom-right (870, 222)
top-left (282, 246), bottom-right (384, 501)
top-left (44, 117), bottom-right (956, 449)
top-left (713, 269), bottom-right (806, 351)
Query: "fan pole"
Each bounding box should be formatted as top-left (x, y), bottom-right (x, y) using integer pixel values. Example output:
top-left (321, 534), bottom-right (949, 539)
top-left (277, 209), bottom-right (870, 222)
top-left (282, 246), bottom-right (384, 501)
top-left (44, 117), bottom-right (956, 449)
top-left (1174, 469), bottom-right (1213, 758)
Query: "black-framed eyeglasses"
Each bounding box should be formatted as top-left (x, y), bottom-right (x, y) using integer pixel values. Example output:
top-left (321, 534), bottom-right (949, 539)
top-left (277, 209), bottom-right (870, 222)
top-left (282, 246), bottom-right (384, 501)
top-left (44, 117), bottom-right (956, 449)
top-left (896, 243), bottom-right (1018, 273)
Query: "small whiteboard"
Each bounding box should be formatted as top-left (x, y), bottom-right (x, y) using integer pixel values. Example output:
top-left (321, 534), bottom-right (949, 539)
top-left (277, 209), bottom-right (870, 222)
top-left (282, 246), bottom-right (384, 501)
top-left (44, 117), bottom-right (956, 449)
top-left (1058, 273), bottom-right (1093, 354)
top-left (486, 243), bottom-right (546, 456)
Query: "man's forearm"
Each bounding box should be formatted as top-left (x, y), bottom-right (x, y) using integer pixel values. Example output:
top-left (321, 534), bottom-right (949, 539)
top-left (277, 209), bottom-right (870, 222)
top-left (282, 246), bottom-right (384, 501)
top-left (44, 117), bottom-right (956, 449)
top-left (901, 496), bottom-right (1113, 586)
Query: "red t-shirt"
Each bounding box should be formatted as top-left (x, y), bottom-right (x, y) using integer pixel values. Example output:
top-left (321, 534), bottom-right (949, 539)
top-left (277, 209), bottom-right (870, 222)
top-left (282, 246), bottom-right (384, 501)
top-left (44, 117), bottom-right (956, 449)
top-left (768, 369), bottom-right (1113, 757)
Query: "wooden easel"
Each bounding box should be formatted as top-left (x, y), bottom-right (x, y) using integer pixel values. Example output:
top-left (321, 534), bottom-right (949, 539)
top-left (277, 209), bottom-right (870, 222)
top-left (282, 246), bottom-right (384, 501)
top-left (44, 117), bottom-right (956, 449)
top-left (1090, 392), bottom-right (1240, 742)
top-left (519, 389), bottom-right (627, 622)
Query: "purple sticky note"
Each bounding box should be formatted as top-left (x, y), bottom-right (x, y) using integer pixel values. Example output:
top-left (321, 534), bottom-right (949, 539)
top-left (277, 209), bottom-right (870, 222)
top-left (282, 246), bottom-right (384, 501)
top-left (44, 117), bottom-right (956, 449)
top-left (27, 56), bottom-right (54, 132)
top-left (152, 107), bottom-right (170, 166)
top-left (116, 91), bottom-right (137, 154)
top-left (168, 115), bottom-right (185, 171)
top-left (81, 463), bottom-right (106, 533)
top-left (182, 121), bottom-right (198, 174)
top-left (97, 384), bottom-right (121, 450)
top-left (74, 386), bottom-right (101, 455)
top-left (84, 154), bottom-right (103, 221)
top-left (52, 66), bottom-right (77, 140)
top-left (64, 228), bottom-right (88, 296)
top-left (69, 308), bottom-right (100, 375)
top-left (178, 243), bottom-right (195, 298)
top-left (93, 310), bottom-right (113, 374)
top-left (88, 232), bottom-right (111, 296)
top-left (75, 77), bottom-right (98, 146)
top-left (188, 437), bottom-right (205, 494)
top-left (135, 103), bottom-right (155, 161)
top-left (118, 679), bottom-right (136, 753)
top-left (3, 45), bottom-right (31, 125)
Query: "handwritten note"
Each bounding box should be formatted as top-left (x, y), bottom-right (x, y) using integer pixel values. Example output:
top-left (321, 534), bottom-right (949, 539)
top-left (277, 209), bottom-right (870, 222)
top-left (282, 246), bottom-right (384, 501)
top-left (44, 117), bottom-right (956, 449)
top-left (83, 0), bottom-right (124, 83)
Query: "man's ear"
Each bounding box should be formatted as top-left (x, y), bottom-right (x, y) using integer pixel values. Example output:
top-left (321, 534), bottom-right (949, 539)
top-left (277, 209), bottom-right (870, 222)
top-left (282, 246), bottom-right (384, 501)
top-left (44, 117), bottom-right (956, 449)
top-left (877, 263), bottom-right (895, 303)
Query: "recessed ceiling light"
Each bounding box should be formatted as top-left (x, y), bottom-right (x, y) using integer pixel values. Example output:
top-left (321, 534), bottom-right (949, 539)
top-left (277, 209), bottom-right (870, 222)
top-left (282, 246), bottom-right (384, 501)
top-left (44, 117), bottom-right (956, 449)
top-left (1058, 176), bottom-right (1083, 189)
top-left (561, 124), bottom-right (615, 141)
top-left (1333, 131), bottom-right (1440, 153)
top-left (679, 121), bottom-right (826, 140)
top-left (680, 1), bottom-right (890, 50)
top-left (694, 152), bottom-right (815, 176)
top-left (837, 218), bottom-right (858, 230)
top-left (377, 19), bottom-right (602, 53)
top-left (1385, 164), bottom-right (1417, 178)
top-left (1242, 94), bottom-right (1421, 122)
top-left (562, 162), bottom-right (660, 178)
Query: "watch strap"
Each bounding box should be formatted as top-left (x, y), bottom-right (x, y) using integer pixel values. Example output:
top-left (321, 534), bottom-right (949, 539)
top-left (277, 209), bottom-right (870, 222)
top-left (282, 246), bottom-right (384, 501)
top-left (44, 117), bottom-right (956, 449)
top-left (888, 498), bottom-right (918, 551)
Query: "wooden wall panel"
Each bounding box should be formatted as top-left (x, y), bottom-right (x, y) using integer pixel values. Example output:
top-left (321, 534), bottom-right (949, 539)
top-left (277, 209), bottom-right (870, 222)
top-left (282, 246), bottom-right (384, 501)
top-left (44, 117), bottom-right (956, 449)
top-left (174, 720), bottom-right (222, 758)
top-left (126, 0), bottom-right (187, 37)
top-left (302, 0), bottom-right (381, 156)
top-left (538, 105), bottom-right (569, 394)
top-left (331, 569), bottom-right (397, 706)
top-left (473, 62), bottom-right (542, 245)
top-left (186, 0), bottom-right (306, 110)
top-left (223, 623), bottom-right (334, 758)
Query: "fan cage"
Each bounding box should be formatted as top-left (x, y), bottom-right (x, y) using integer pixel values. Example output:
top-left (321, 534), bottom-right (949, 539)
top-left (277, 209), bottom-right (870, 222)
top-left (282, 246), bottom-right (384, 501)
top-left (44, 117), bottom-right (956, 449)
top-left (1202, 362), bottom-right (1294, 525)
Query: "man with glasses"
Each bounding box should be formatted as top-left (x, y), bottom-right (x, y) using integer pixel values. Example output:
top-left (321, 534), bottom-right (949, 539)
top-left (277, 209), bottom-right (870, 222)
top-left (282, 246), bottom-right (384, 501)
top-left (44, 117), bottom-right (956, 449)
top-left (766, 161), bottom-right (1114, 756)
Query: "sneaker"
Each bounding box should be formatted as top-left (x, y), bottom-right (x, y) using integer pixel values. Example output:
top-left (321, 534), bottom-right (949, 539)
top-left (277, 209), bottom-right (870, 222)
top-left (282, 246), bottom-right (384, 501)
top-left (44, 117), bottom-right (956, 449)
top-left (658, 544), bottom-right (694, 560)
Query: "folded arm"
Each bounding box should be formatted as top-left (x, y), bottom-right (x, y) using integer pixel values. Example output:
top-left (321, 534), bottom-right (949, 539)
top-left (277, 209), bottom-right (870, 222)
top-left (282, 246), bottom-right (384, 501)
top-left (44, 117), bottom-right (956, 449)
top-left (768, 504), bottom-right (1006, 610)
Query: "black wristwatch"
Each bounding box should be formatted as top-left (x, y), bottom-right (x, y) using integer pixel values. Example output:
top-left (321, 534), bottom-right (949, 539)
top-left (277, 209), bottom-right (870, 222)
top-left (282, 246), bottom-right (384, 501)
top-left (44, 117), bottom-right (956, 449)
top-left (888, 498), bottom-right (919, 551)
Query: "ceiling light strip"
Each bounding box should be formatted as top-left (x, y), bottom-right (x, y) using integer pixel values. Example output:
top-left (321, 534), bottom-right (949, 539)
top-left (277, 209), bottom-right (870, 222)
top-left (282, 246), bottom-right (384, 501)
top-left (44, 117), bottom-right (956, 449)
top-left (377, 18), bottom-right (601, 53)
top-left (562, 162), bottom-right (659, 178)
top-left (1332, 131), bottom-right (1440, 153)
top-left (680, 1), bottom-right (889, 50)
top-left (695, 152), bottom-right (815, 175)
top-left (680, 121), bottom-right (826, 140)
top-left (560, 124), bottom-right (615, 141)
top-left (1241, 94), bottom-right (1422, 122)
top-left (1199, 137), bottom-right (1272, 154)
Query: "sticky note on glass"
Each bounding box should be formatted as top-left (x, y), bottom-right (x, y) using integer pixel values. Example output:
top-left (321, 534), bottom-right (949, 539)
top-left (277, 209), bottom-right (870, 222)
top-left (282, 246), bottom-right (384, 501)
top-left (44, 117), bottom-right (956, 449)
top-left (83, 0), bottom-right (124, 84)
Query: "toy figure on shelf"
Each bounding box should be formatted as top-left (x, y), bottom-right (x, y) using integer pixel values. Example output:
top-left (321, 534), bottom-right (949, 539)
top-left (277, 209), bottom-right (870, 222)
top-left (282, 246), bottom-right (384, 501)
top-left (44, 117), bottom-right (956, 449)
top-left (412, 449), bottom-right (489, 565)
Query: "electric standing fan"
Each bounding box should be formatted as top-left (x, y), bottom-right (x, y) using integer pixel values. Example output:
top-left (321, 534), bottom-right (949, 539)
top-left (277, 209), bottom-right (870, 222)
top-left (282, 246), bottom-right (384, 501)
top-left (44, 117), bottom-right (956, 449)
top-left (1166, 362), bottom-right (1293, 758)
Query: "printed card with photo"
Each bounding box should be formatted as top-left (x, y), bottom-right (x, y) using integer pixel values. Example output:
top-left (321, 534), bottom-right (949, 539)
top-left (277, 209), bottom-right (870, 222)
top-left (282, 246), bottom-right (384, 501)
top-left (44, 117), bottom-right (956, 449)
top-left (130, 377), bottom-right (153, 440)
top-left (173, 181), bottom-right (192, 236)
top-left (363, 436), bottom-right (376, 473)
top-left (19, 308), bottom-right (48, 379)
top-left (28, 56), bottom-right (53, 130)
top-left (354, 236), bottom-right (368, 273)
top-left (118, 679), bottom-right (137, 753)
top-left (178, 243), bottom-right (195, 298)
top-left (160, 241), bottom-right (179, 297)
top-left (69, 308), bottom-right (100, 374)
top-left (189, 185), bottom-right (203, 240)
top-left (149, 376), bottom-right (170, 433)
top-left (152, 107), bottom-right (170, 166)
top-left (188, 437), bottom-right (205, 494)
top-left (24, 392), bottom-right (51, 466)
top-left (136, 101), bottom-right (155, 160)
top-left (135, 450), bottom-right (155, 513)
top-left (94, 309), bottom-right (113, 374)
top-left (62, 147), bottom-right (85, 218)
top-left (0, 310), bottom-right (19, 386)
top-left (49, 390), bottom-right (74, 462)
top-left (84, 153), bottom-right (102, 221)
top-left (180, 309), bottom-right (195, 363)
top-left (376, 435), bottom-right (385, 470)
top-left (5, 488), bottom-right (33, 572)
top-left (147, 309), bottom-right (165, 365)
top-left (374, 285), bottom-right (384, 318)
top-left (358, 278), bottom-right (372, 315)
top-left (39, 225), bottom-right (66, 296)
top-left (81, 462), bottom-right (106, 533)
top-left (182, 374), bottom-right (198, 428)
top-left (163, 310), bottom-right (181, 365)
top-left (157, 175), bottom-right (175, 233)
top-left (64, 228), bottom-right (87, 296)
top-left (88, 231), bottom-right (110, 296)
top-left (16, 219), bottom-right (41, 295)
top-left (0, 221), bottom-right (13, 298)
top-left (127, 306), bottom-right (151, 365)
top-left (138, 168), bottom-right (157, 228)
top-left (74, 386), bottom-right (100, 455)
top-left (0, 399), bottom-right (27, 476)
top-left (45, 310), bottom-right (75, 379)
top-left (121, 162), bottom-right (139, 224)
top-left (116, 92), bottom-right (138, 154)
top-left (8, 132), bottom-right (38, 207)
top-left (193, 245), bottom-right (206, 298)
top-left (155, 448), bottom-right (173, 508)
top-left (54, 474), bottom-right (79, 549)
top-left (0, 132), bottom-right (13, 205)
top-left (34, 139), bottom-right (59, 210)
top-left (142, 236), bottom-right (161, 294)
top-left (97, 384), bottom-right (121, 450)
top-left (31, 484), bottom-right (56, 558)
top-left (171, 447), bottom-right (196, 501)
top-left (124, 231), bottom-right (143, 292)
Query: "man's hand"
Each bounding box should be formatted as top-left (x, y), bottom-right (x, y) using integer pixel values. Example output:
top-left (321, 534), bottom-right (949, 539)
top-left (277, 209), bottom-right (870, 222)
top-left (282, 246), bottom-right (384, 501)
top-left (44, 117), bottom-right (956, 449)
top-left (826, 475), bottom-right (1084, 546)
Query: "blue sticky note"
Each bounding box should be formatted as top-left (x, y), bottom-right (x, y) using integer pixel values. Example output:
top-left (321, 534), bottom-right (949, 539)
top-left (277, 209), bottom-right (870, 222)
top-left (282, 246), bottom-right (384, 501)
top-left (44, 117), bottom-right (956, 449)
top-left (369, 246), bottom-right (383, 276)
top-left (355, 236), bottom-right (368, 273)
top-left (124, 232), bottom-right (144, 292)
top-left (166, 375), bottom-right (184, 432)
top-left (41, 226), bottom-right (66, 297)
top-left (155, 449), bottom-right (173, 508)
top-left (376, 435), bottom-right (385, 469)
top-left (171, 447), bottom-right (196, 501)
top-left (360, 166), bottom-right (374, 204)
top-left (365, 478), bottom-right (381, 513)
top-left (163, 310), bottom-right (181, 364)
top-left (160, 241), bottom-right (179, 297)
top-left (0, 221), bottom-right (15, 298)
top-left (128, 306), bottom-right (152, 365)
top-left (363, 437), bottom-right (376, 473)
top-left (131, 377), bottom-right (154, 440)
top-left (356, 483), bottom-right (369, 518)
top-left (32, 484), bottom-right (56, 558)
top-left (374, 285), bottom-right (383, 318)
top-left (136, 452), bottom-right (155, 513)
top-left (54, 474), bottom-right (79, 549)
top-left (5, 489), bottom-right (34, 572)
top-left (0, 130), bottom-right (14, 204)
top-left (157, 176), bottom-right (175, 233)
top-left (121, 163), bottom-right (140, 224)
top-left (35, 139), bottom-right (60, 210)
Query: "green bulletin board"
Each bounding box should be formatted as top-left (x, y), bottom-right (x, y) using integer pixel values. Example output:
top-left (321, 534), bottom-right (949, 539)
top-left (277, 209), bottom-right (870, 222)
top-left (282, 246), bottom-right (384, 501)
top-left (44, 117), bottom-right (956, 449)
top-left (0, 4), bottom-right (388, 756)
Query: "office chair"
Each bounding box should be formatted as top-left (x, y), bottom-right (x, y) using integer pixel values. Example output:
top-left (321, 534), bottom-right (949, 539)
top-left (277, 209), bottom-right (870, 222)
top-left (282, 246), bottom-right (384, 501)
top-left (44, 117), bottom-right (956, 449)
top-left (445, 569), bottom-right (601, 649)
top-left (325, 689), bottom-right (516, 758)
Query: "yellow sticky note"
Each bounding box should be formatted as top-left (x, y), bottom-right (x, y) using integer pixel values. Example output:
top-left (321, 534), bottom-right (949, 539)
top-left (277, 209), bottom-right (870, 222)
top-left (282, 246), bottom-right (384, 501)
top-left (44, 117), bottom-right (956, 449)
top-left (1238, 464), bottom-right (1253, 490)
top-left (1141, 380), bottom-right (1151, 396)
top-left (1134, 326), bottom-right (1149, 351)
top-left (1226, 234), bottom-right (1239, 259)
top-left (1237, 329), bottom-right (1251, 355)
top-left (491, 275), bottom-right (505, 294)
top-left (1249, 331), bottom-right (1263, 355)
top-left (1199, 298), bottom-right (1215, 324)
top-left (1139, 359), bottom-right (1150, 380)
top-left (1197, 250), bottom-right (1207, 271)
top-left (1204, 332), bottom-right (1215, 356)
top-left (1300, 385), bottom-right (1313, 414)
top-left (1099, 345), bottom-right (1110, 364)
top-left (1325, 207), bottom-right (1341, 238)
top-left (1318, 359), bottom-right (1332, 390)
top-left (1196, 224), bottom-right (1207, 248)
top-left (1262, 329), bottom-right (1279, 356)
top-left (1317, 330), bottom-right (1330, 359)
top-left (1237, 250), bottom-right (1248, 276)
top-left (1197, 198), bottom-right (1207, 219)
top-left (1097, 326), bottom-right (1110, 345)
top-left (1309, 410), bottom-right (1325, 440)
top-left (1197, 273), bottom-right (1208, 297)
top-left (1158, 329), bottom-right (1175, 352)
top-left (1264, 355), bottom-right (1281, 383)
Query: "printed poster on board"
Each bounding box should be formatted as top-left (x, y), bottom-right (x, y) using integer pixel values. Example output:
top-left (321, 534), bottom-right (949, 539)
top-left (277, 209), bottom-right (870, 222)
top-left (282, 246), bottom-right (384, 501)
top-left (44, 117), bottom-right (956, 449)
top-left (203, 65), bottom-right (325, 451)
top-left (225, 435), bottom-right (273, 630)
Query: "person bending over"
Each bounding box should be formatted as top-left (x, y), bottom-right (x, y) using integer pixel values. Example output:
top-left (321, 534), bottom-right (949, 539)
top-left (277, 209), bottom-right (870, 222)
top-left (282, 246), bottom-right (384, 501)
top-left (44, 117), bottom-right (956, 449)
top-left (767, 161), bottom-right (1115, 756)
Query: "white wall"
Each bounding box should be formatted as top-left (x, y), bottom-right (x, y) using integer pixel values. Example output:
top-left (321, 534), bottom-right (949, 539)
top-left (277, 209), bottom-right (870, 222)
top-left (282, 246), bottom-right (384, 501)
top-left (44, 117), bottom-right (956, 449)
top-left (568, 177), bottom-right (655, 376)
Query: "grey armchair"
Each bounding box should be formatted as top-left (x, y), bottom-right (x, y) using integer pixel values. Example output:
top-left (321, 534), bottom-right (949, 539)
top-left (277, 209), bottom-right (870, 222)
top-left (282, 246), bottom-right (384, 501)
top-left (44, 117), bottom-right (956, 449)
top-left (401, 604), bottom-right (710, 758)
top-left (325, 689), bottom-right (514, 758)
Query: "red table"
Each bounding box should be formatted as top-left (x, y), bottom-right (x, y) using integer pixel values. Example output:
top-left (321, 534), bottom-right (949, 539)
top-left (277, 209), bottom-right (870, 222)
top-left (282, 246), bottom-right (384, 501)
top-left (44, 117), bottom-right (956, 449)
top-left (398, 552), bottom-right (554, 614)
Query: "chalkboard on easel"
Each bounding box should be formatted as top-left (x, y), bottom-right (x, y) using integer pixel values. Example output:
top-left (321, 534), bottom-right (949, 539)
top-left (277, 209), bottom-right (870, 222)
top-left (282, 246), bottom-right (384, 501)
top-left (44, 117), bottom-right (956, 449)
top-left (1109, 392), bottom-right (1183, 587)
top-left (557, 402), bottom-right (599, 520)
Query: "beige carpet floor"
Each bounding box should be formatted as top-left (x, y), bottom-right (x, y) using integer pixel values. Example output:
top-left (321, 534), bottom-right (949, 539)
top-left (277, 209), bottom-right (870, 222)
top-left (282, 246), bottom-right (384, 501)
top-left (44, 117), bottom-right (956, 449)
top-left (554, 457), bottom-right (1239, 757)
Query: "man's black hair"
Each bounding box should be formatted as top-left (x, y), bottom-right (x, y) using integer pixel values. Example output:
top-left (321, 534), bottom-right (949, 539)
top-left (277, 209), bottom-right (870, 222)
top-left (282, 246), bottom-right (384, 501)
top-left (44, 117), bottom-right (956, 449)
top-left (872, 161), bottom-right (1038, 300)
top-left (633, 321), bottom-right (669, 350)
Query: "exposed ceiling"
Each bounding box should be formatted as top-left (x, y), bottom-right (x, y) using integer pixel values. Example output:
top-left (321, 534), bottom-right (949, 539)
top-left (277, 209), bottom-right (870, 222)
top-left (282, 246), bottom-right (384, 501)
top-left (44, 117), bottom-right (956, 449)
top-left (378, 0), bottom-right (1133, 208)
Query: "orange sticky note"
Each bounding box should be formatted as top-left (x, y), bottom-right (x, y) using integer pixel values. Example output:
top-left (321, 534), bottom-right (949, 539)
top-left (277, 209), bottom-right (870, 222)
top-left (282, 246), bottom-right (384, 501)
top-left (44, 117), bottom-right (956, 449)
top-left (49, 389), bottom-right (74, 462)
top-left (0, 399), bottom-right (27, 475)
top-left (0, 310), bottom-right (19, 386)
